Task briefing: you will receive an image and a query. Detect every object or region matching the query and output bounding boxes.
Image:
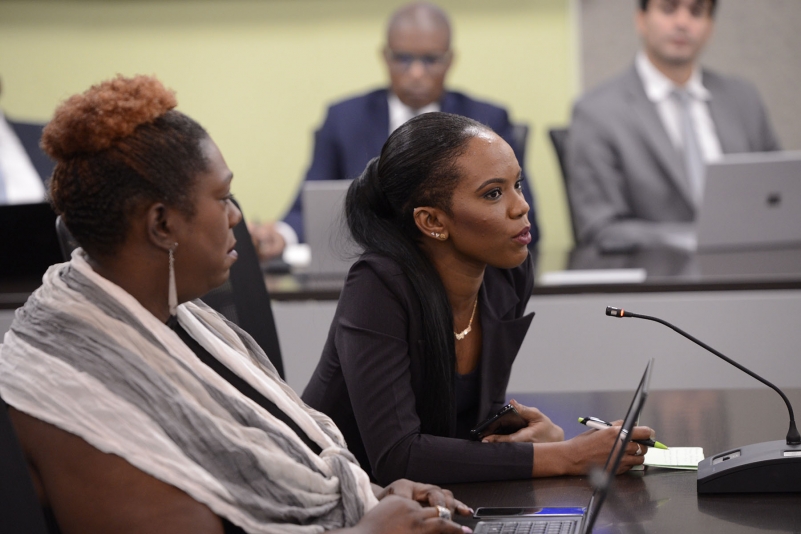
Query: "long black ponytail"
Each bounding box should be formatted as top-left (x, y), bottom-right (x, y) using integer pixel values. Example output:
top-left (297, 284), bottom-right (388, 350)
top-left (346, 112), bottom-right (490, 437)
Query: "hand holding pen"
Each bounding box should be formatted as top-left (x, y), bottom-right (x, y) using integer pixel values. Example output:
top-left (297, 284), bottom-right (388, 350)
top-left (579, 416), bottom-right (669, 450)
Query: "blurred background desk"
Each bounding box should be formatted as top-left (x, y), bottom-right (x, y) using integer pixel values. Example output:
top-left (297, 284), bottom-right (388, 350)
top-left (444, 388), bottom-right (801, 533)
top-left (263, 246), bottom-right (801, 394)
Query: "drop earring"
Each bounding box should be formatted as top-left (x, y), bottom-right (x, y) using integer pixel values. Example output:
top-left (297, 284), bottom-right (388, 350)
top-left (168, 243), bottom-right (178, 316)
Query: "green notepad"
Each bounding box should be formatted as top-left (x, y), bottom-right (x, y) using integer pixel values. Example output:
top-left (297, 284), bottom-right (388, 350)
top-left (644, 447), bottom-right (705, 470)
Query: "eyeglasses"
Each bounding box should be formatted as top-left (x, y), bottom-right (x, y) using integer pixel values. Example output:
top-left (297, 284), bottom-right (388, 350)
top-left (655, 0), bottom-right (712, 17)
top-left (385, 50), bottom-right (451, 73)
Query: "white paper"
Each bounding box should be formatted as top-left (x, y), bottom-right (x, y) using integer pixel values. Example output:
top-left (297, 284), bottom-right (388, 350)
top-left (538, 269), bottom-right (647, 286)
top-left (644, 447), bottom-right (705, 470)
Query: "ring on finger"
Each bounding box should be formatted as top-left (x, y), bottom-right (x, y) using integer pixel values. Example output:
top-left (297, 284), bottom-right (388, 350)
top-left (436, 505), bottom-right (452, 521)
top-left (634, 444), bottom-right (643, 456)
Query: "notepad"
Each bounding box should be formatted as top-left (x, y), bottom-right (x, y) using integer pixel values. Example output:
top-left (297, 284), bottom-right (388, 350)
top-left (644, 447), bottom-right (705, 470)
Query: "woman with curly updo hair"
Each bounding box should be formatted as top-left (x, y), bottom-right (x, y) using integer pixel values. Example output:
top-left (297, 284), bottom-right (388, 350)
top-left (0, 76), bottom-right (469, 534)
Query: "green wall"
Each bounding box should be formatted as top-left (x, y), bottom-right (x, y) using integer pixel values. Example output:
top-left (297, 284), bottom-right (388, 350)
top-left (0, 0), bottom-right (577, 250)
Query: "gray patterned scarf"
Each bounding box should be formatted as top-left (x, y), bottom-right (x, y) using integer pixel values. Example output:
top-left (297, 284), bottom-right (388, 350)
top-left (0, 250), bottom-right (377, 534)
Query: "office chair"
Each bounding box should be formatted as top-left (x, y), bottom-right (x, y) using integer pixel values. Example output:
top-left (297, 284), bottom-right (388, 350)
top-left (202, 208), bottom-right (285, 379)
top-left (548, 127), bottom-right (579, 243)
top-left (0, 396), bottom-right (50, 534)
top-left (511, 122), bottom-right (530, 170)
top-left (54, 205), bottom-right (285, 379)
top-left (54, 215), bottom-right (79, 261)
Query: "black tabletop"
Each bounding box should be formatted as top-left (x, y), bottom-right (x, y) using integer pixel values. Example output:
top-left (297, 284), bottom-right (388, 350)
top-left (445, 388), bottom-right (801, 533)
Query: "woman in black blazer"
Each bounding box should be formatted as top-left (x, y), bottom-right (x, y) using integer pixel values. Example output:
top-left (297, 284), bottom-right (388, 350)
top-left (302, 113), bottom-right (653, 485)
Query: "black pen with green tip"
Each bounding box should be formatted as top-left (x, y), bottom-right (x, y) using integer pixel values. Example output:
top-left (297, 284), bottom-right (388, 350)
top-left (578, 416), bottom-right (669, 450)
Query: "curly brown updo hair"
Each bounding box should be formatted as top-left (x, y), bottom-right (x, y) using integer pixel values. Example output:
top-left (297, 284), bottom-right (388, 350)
top-left (41, 75), bottom-right (209, 258)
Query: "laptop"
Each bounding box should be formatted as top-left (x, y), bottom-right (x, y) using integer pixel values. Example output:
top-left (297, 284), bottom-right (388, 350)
top-left (697, 151), bottom-right (801, 250)
top-left (0, 202), bottom-right (62, 279)
top-left (473, 359), bottom-right (654, 534)
top-left (301, 180), bottom-right (362, 275)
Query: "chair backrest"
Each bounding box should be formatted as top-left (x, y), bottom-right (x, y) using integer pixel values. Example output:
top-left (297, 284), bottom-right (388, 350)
top-left (0, 397), bottom-right (50, 534)
top-left (54, 208), bottom-right (285, 379)
top-left (548, 127), bottom-right (579, 243)
top-left (202, 209), bottom-right (285, 378)
top-left (55, 215), bottom-right (79, 261)
top-left (511, 122), bottom-right (530, 170)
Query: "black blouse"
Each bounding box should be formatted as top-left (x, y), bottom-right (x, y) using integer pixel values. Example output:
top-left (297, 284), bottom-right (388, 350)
top-left (454, 366), bottom-right (482, 439)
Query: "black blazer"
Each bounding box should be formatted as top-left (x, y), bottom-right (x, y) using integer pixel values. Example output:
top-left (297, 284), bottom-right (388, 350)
top-left (7, 118), bottom-right (55, 184)
top-left (302, 253), bottom-right (536, 485)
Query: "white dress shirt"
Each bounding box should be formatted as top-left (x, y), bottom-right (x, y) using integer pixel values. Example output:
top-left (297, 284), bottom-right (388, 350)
top-left (0, 112), bottom-right (46, 205)
top-left (636, 52), bottom-right (723, 164)
top-left (388, 92), bottom-right (440, 135)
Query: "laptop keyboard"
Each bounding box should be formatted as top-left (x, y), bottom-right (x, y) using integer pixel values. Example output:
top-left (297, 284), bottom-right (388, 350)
top-left (476, 521), bottom-right (576, 534)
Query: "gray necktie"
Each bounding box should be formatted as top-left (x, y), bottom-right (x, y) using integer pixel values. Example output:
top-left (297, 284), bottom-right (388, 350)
top-left (0, 161), bottom-right (7, 204)
top-left (672, 89), bottom-right (705, 205)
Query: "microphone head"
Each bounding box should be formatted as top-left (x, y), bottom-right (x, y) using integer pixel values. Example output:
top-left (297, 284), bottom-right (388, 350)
top-left (606, 306), bottom-right (625, 317)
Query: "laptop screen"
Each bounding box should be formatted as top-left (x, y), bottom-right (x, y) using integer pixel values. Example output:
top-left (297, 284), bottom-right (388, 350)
top-left (301, 179), bottom-right (361, 275)
top-left (698, 151), bottom-right (801, 250)
top-left (582, 358), bottom-right (654, 534)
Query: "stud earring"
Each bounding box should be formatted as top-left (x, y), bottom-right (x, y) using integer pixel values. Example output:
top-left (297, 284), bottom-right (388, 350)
top-left (168, 243), bottom-right (178, 316)
top-left (431, 232), bottom-right (440, 239)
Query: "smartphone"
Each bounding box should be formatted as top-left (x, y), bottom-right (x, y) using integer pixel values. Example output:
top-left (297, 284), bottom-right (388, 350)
top-left (473, 507), bottom-right (586, 518)
top-left (469, 403), bottom-right (527, 441)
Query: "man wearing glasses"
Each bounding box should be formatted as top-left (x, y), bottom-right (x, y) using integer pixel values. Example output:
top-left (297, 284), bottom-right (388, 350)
top-left (254, 2), bottom-right (538, 260)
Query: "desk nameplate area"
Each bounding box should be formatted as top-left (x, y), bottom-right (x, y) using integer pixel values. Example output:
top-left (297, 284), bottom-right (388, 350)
top-left (535, 245), bottom-right (801, 296)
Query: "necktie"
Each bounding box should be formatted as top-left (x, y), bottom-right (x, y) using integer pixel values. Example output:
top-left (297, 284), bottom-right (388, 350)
top-left (672, 89), bottom-right (705, 205)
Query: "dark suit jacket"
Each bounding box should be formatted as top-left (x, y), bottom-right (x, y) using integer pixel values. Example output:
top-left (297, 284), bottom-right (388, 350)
top-left (284, 88), bottom-right (539, 243)
top-left (7, 118), bottom-right (55, 184)
top-left (566, 65), bottom-right (780, 251)
top-left (302, 253), bottom-right (535, 486)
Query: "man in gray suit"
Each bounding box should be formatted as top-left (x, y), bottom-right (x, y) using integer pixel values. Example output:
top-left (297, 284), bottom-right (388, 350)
top-left (566, 0), bottom-right (780, 251)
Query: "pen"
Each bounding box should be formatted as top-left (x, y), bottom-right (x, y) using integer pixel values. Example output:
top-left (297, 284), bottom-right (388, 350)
top-left (578, 416), bottom-right (669, 450)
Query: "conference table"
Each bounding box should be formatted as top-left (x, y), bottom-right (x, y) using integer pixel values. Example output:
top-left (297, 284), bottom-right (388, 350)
top-left (444, 388), bottom-right (801, 533)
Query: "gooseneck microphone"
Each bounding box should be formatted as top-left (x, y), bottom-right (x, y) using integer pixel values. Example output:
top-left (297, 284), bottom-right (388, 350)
top-left (606, 306), bottom-right (801, 493)
top-left (606, 306), bottom-right (800, 446)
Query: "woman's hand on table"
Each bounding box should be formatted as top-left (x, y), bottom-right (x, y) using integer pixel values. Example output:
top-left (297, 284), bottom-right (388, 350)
top-left (375, 479), bottom-right (472, 517)
top-left (351, 495), bottom-right (470, 534)
top-left (532, 423), bottom-right (655, 477)
top-left (481, 400), bottom-right (564, 444)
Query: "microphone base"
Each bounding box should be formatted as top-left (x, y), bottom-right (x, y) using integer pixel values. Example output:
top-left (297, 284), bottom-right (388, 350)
top-left (697, 440), bottom-right (801, 493)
